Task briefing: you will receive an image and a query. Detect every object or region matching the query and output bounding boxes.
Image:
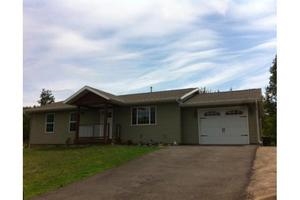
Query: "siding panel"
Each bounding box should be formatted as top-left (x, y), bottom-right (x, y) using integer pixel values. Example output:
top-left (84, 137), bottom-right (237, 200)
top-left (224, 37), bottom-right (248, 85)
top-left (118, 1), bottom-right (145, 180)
top-left (115, 103), bottom-right (181, 144)
top-left (181, 108), bottom-right (199, 144)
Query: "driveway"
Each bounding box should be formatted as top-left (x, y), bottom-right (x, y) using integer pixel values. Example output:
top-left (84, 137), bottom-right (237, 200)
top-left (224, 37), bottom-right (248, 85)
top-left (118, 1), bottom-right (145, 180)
top-left (33, 146), bottom-right (257, 200)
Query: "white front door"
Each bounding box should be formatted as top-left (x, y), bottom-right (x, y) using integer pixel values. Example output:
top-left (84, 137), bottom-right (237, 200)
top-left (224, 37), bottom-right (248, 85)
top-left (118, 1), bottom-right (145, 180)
top-left (198, 106), bottom-right (249, 144)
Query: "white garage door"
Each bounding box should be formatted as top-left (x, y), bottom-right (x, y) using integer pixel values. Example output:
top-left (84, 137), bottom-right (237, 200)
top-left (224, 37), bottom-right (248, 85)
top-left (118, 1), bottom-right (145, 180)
top-left (198, 106), bottom-right (249, 144)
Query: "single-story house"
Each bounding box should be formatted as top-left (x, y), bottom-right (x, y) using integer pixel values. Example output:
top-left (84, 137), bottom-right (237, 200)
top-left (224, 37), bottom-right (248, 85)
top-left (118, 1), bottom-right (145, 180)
top-left (26, 85), bottom-right (263, 145)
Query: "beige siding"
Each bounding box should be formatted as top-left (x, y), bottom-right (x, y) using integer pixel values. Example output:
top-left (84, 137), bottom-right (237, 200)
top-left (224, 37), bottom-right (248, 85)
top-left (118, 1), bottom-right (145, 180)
top-left (115, 103), bottom-right (181, 144)
top-left (30, 110), bottom-right (77, 144)
top-left (181, 107), bottom-right (199, 144)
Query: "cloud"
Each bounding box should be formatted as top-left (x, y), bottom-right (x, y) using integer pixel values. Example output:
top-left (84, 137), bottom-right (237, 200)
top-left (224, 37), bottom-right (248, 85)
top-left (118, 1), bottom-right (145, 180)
top-left (23, 0), bottom-right (276, 106)
top-left (236, 72), bottom-right (270, 90)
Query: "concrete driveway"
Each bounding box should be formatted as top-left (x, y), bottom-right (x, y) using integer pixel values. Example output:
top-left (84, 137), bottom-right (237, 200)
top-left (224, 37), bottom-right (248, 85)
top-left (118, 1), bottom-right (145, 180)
top-left (33, 146), bottom-right (257, 200)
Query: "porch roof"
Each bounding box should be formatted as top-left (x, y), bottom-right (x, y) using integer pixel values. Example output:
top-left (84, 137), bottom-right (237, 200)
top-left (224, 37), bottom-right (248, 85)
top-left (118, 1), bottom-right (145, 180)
top-left (64, 86), bottom-right (125, 105)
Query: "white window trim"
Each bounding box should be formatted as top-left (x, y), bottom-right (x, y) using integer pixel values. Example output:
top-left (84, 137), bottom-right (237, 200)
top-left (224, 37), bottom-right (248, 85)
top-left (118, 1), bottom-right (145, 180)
top-left (69, 112), bottom-right (77, 132)
top-left (45, 113), bottom-right (55, 133)
top-left (131, 106), bottom-right (157, 126)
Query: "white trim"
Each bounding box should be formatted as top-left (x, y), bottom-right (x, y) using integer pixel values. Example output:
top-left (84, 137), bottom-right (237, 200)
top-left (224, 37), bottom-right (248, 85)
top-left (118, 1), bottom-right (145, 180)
top-left (131, 106), bottom-right (157, 126)
top-left (64, 86), bottom-right (110, 104)
top-left (45, 113), bottom-right (55, 133)
top-left (98, 108), bottom-right (113, 139)
top-left (69, 112), bottom-right (77, 132)
top-left (179, 88), bottom-right (199, 102)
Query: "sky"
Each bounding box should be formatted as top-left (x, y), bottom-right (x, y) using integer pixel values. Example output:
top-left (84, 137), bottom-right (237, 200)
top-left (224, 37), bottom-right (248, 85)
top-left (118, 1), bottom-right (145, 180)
top-left (23, 0), bottom-right (276, 106)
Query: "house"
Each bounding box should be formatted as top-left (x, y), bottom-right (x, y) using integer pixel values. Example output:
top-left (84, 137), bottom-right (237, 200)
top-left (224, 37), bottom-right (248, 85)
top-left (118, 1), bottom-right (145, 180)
top-left (26, 86), bottom-right (263, 145)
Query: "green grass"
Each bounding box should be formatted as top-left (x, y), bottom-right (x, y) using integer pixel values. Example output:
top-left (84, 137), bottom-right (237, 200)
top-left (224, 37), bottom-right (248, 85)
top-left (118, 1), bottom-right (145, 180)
top-left (24, 145), bottom-right (159, 200)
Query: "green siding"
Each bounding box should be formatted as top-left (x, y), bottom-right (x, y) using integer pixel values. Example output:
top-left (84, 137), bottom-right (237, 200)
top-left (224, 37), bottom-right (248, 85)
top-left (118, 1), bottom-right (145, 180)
top-left (248, 103), bottom-right (260, 144)
top-left (29, 103), bottom-right (260, 145)
top-left (30, 110), bottom-right (77, 144)
top-left (79, 109), bottom-right (99, 125)
top-left (115, 103), bottom-right (181, 144)
top-left (181, 107), bottom-right (199, 144)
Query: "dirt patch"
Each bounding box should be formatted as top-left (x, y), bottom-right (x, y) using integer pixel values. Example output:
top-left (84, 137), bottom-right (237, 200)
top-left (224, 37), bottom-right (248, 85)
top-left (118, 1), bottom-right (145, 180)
top-left (247, 147), bottom-right (276, 200)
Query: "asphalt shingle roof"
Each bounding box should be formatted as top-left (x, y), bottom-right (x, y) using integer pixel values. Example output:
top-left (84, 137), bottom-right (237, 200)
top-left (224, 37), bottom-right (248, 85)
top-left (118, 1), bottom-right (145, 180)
top-left (119, 88), bottom-right (196, 104)
top-left (181, 88), bottom-right (262, 106)
top-left (24, 101), bottom-right (76, 112)
top-left (25, 87), bottom-right (262, 112)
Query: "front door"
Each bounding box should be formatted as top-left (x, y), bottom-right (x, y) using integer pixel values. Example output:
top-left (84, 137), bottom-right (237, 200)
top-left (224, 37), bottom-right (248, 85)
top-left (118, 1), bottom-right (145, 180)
top-left (100, 109), bottom-right (113, 139)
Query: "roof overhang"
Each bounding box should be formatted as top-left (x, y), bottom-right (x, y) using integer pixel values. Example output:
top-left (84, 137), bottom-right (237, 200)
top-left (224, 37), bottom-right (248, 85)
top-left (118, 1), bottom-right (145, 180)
top-left (179, 98), bottom-right (262, 107)
top-left (64, 86), bottom-right (124, 105)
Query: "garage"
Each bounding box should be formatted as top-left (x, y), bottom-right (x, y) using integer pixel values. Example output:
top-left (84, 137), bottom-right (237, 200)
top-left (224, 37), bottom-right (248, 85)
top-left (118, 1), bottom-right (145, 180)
top-left (198, 106), bottom-right (249, 144)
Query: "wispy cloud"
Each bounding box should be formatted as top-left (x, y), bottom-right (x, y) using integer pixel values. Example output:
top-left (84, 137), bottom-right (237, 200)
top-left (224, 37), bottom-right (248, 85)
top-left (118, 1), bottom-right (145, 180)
top-left (23, 0), bottom-right (276, 106)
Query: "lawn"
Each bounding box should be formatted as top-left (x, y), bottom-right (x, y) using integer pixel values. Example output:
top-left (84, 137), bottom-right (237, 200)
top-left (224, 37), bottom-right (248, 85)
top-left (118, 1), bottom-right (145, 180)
top-left (24, 145), bottom-right (159, 200)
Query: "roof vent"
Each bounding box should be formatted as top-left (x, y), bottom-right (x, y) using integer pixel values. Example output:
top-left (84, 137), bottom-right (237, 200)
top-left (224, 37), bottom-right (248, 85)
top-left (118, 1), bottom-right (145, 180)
top-left (150, 86), bottom-right (153, 93)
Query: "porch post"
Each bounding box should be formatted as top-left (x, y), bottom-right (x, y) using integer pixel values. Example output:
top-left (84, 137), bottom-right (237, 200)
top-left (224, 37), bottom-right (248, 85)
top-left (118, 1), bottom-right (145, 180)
top-left (76, 106), bottom-right (80, 143)
top-left (103, 103), bottom-right (108, 144)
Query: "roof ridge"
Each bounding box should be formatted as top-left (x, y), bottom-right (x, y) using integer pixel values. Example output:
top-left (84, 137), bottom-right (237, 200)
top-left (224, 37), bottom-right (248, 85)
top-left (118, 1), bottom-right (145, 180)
top-left (118, 87), bottom-right (197, 97)
top-left (199, 88), bottom-right (261, 95)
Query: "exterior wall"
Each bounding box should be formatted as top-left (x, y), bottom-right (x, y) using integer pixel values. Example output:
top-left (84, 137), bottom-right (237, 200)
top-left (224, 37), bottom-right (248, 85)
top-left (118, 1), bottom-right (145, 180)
top-left (248, 103), bottom-right (260, 144)
top-left (181, 104), bottom-right (261, 145)
top-left (29, 102), bottom-right (261, 145)
top-left (79, 109), bottom-right (99, 125)
top-left (181, 107), bottom-right (199, 144)
top-left (29, 108), bottom-right (101, 144)
top-left (115, 103), bottom-right (181, 144)
top-left (29, 110), bottom-right (77, 144)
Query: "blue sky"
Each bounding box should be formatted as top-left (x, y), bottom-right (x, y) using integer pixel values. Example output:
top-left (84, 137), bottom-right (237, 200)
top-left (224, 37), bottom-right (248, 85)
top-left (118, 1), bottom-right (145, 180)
top-left (23, 0), bottom-right (276, 106)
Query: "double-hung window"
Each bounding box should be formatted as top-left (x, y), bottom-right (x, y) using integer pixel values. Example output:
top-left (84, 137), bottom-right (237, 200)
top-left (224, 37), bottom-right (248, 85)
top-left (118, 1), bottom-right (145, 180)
top-left (69, 112), bottom-right (77, 132)
top-left (132, 106), bottom-right (156, 125)
top-left (45, 113), bottom-right (55, 133)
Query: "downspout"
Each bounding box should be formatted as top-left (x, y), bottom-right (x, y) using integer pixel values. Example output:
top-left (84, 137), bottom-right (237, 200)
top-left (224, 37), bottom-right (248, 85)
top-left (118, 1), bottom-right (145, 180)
top-left (255, 100), bottom-right (262, 144)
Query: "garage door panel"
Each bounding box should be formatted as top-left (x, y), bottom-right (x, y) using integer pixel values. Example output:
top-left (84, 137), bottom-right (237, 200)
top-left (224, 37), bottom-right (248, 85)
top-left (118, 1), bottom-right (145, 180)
top-left (198, 107), bottom-right (249, 145)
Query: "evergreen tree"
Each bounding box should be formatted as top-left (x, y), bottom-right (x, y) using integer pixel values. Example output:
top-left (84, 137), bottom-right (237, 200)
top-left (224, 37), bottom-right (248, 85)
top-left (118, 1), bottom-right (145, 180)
top-left (37, 89), bottom-right (55, 106)
top-left (263, 56), bottom-right (277, 144)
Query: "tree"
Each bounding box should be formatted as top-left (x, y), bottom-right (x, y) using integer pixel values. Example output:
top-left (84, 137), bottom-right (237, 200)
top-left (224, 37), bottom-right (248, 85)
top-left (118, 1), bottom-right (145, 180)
top-left (23, 107), bottom-right (31, 143)
top-left (263, 55), bottom-right (277, 144)
top-left (38, 89), bottom-right (55, 106)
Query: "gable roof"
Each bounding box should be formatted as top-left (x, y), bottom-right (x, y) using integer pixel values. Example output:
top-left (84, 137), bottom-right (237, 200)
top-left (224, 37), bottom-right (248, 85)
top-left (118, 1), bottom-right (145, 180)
top-left (25, 86), bottom-right (262, 113)
top-left (64, 86), bottom-right (125, 105)
top-left (180, 88), bottom-right (262, 107)
top-left (119, 88), bottom-right (198, 104)
top-left (26, 87), bottom-right (197, 112)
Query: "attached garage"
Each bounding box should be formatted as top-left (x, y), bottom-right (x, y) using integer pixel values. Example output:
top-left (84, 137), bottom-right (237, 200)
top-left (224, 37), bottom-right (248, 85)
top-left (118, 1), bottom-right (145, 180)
top-left (180, 89), bottom-right (263, 145)
top-left (198, 106), bottom-right (249, 144)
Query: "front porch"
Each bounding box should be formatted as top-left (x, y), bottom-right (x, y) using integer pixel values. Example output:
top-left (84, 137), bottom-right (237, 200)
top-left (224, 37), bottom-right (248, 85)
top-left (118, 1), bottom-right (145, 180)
top-left (74, 123), bottom-right (113, 144)
top-left (63, 86), bottom-right (124, 144)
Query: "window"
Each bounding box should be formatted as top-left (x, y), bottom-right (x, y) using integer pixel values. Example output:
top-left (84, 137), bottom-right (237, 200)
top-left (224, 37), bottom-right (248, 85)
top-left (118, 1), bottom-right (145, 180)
top-left (131, 106), bottom-right (156, 125)
top-left (225, 110), bottom-right (243, 115)
top-left (204, 111), bottom-right (220, 116)
top-left (45, 113), bottom-right (55, 133)
top-left (69, 112), bottom-right (77, 132)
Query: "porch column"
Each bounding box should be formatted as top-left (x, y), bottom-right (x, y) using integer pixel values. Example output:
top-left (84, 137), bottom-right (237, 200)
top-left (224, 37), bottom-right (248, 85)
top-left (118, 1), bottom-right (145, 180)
top-left (103, 103), bottom-right (108, 144)
top-left (76, 106), bottom-right (81, 143)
